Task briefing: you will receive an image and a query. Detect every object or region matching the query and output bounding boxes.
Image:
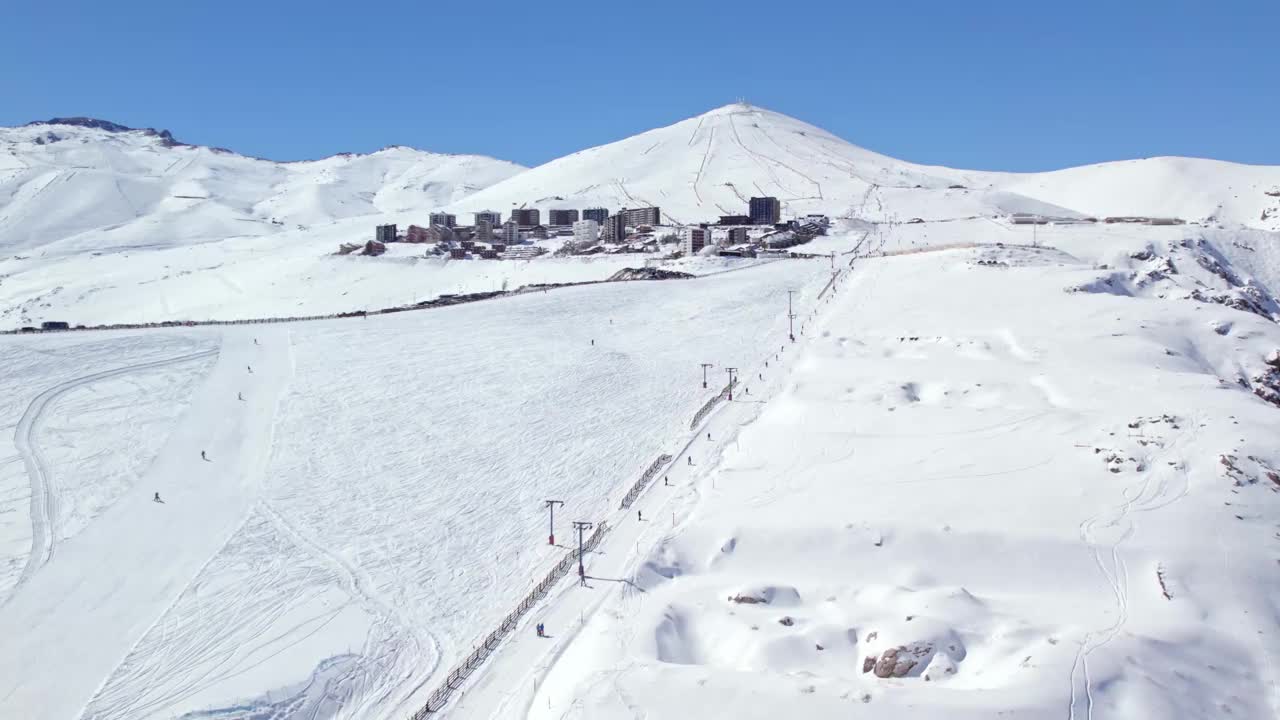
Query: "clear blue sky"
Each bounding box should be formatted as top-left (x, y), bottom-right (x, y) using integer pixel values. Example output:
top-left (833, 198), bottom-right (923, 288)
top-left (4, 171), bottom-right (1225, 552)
top-left (3, 0), bottom-right (1276, 170)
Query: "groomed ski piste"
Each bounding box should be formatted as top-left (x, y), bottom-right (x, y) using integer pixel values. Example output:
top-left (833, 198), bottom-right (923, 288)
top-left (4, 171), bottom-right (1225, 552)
top-left (0, 252), bottom-right (837, 719)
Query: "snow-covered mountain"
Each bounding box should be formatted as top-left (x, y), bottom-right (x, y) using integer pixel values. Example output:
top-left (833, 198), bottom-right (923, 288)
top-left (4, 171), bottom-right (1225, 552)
top-left (448, 103), bottom-right (1280, 232)
top-left (1, 104), bottom-right (1279, 330)
top-left (2, 106), bottom-right (1280, 720)
top-left (0, 118), bottom-right (525, 257)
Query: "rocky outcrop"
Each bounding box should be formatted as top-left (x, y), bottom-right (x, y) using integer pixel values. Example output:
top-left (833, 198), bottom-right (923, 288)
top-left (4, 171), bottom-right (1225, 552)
top-left (26, 117), bottom-right (184, 147)
top-left (607, 267), bottom-right (695, 282)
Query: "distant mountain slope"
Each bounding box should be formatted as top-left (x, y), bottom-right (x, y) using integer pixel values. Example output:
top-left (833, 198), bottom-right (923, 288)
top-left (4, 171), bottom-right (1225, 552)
top-left (447, 103), bottom-right (1280, 232)
top-left (0, 105), bottom-right (1278, 329)
top-left (447, 103), bottom-right (989, 224)
top-left (0, 119), bottom-right (526, 257)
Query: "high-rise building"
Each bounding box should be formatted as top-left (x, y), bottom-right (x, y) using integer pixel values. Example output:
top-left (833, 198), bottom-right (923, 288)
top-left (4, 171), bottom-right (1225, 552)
top-left (376, 224), bottom-right (397, 243)
top-left (501, 221), bottom-right (521, 245)
top-left (601, 214), bottom-right (627, 243)
top-left (510, 208), bottom-right (540, 228)
top-left (548, 209), bottom-right (579, 226)
top-left (572, 219), bottom-right (599, 245)
top-left (474, 220), bottom-right (494, 242)
top-left (474, 210), bottom-right (502, 227)
top-left (429, 212), bottom-right (456, 228)
top-left (621, 206), bottom-right (661, 227)
top-left (749, 196), bottom-right (781, 225)
top-left (582, 207), bottom-right (609, 224)
top-left (680, 226), bottom-right (708, 256)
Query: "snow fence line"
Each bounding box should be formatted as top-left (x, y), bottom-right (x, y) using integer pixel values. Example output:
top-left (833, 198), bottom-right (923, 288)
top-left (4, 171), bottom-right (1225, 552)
top-left (409, 521), bottom-right (610, 718)
top-left (619, 454), bottom-right (674, 510)
top-left (690, 379), bottom-right (737, 430)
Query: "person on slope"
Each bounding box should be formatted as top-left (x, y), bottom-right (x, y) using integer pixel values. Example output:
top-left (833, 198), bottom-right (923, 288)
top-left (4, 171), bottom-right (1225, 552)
top-left (201, 450), bottom-right (208, 461)
top-left (637, 510), bottom-right (643, 522)
top-left (154, 492), bottom-right (162, 503)
top-left (238, 392), bottom-right (244, 401)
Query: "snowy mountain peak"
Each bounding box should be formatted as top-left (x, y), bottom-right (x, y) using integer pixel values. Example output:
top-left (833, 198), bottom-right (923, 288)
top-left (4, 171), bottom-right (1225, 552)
top-left (24, 117), bottom-right (183, 146)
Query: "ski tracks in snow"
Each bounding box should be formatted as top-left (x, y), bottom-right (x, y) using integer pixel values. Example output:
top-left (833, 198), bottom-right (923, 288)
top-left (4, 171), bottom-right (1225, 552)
top-left (258, 499), bottom-right (441, 717)
top-left (1067, 413), bottom-right (1199, 720)
top-left (8, 348), bottom-right (219, 599)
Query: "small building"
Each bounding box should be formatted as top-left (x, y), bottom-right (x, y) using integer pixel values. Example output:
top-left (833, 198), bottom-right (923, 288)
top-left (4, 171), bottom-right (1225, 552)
top-left (429, 212), bottom-right (457, 228)
top-left (501, 220), bottom-right (521, 245)
top-left (404, 224), bottom-right (433, 243)
top-left (474, 220), bottom-right (494, 241)
top-left (1010, 213), bottom-right (1048, 225)
top-left (510, 208), bottom-right (540, 228)
top-left (548, 209), bottom-right (579, 226)
top-left (529, 224), bottom-right (549, 240)
top-left (449, 247), bottom-right (467, 259)
top-left (582, 207), bottom-right (609, 224)
top-left (573, 219), bottom-right (599, 245)
top-left (474, 210), bottom-right (502, 227)
top-left (362, 240), bottom-right (387, 256)
top-left (718, 214), bottom-right (751, 226)
top-left (41, 320), bottom-right (70, 331)
top-left (727, 227), bottom-right (749, 245)
top-left (749, 196), bottom-right (781, 225)
top-left (376, 224), bottom-right (397, 244)
top-left (680, 226), bottom-right (709, 256)
top-left (622, 206), bottom-right (660, 227)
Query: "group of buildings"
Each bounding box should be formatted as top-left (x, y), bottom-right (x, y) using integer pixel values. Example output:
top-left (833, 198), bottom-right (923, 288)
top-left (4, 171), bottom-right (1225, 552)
top-left (361, 196), bottom-right (827, 260)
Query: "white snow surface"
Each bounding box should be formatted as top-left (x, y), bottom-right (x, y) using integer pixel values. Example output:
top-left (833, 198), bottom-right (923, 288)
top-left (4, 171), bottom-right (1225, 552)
top-left (3, 104), bottom-right (1280, 329)
top-left (467, 223), bottom-right (1280, 720)
top-left (0, 258), bottom-right (832, 719)
top-left (1, 104), bottom-right (1280, 720)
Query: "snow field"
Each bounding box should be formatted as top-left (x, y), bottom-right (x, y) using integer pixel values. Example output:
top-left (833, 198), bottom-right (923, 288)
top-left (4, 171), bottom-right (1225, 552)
top-left (0, 328), bottom-right (293, 719)
top-left (524, 242), bottom-right (1280, 719)
top-left (0, 257), bottom-right (834, 719)
top-left (0, 332), bottom-right (218, 599)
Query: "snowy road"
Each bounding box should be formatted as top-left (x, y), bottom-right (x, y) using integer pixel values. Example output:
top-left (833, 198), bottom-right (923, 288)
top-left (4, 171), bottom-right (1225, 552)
top-left (0, 328), bottom-right (291, 719)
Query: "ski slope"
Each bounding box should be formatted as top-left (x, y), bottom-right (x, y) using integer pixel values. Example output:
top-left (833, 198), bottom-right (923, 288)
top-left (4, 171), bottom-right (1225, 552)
top-left (517, 229), bottom-right (1280, 720)
top-left (0, 257), bottom-right (833, 719)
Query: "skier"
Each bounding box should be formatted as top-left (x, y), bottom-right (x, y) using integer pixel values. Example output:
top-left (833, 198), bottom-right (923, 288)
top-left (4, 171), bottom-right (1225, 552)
top-left (237, 392), bottom-right (244, 401)
top-left (707, 432), bottom-right (711, 440)
top-left (153, 492), bottom-right (162, 503)
top-left (247, 365), bottom-right (253, 373)
top-left (253, 338), bottom-right (259, 345)
top-left (687, 456), bottom-right (692, 466)
top-left (591, 339), bottom-right (595, 346)
top-left (536, 623), bottom-right (544, 637)
top-left (201, 450), bottom-right (208, 461)
top-left (637, 510), bottom-right (643, 522)
top-left (664, 476), bottom-right (670, 486)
